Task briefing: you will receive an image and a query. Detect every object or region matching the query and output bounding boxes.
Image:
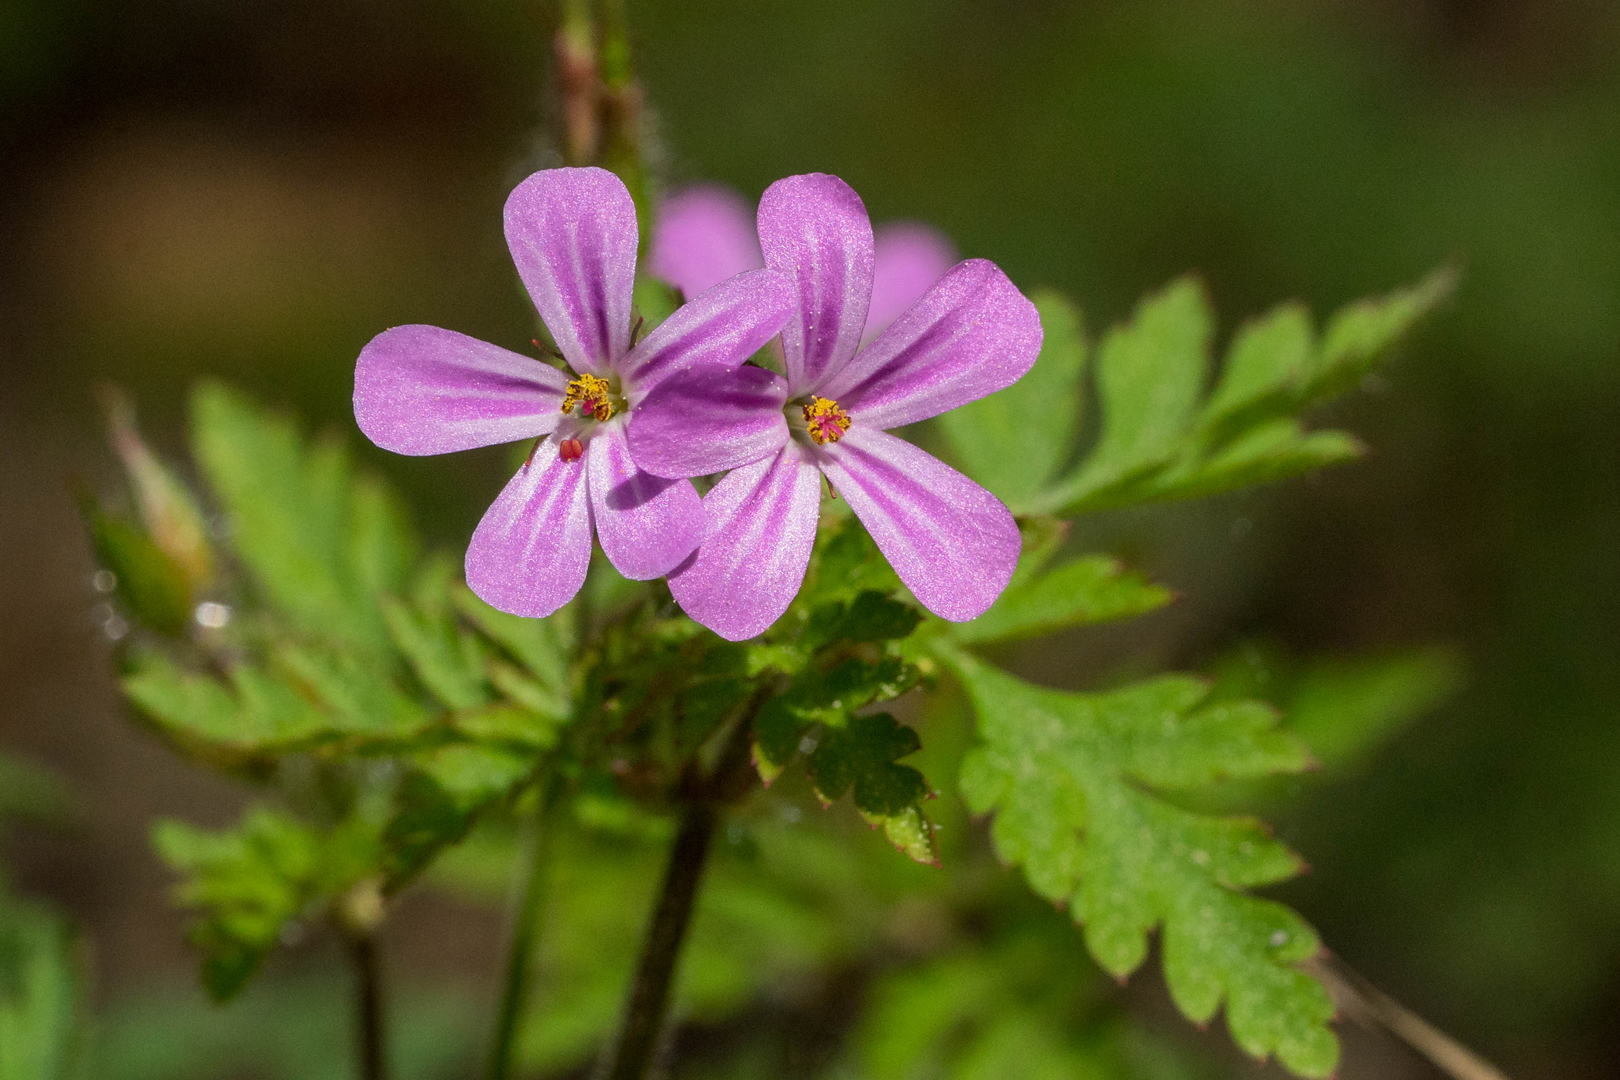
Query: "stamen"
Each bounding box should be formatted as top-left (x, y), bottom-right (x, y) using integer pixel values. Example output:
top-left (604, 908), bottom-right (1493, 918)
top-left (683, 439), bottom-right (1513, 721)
top-left (801, 397), bottom-right (852, 445)
top-left (558, 437), bottom-right (584, 462)
top-left (560, 374), bottom-right (616, 421)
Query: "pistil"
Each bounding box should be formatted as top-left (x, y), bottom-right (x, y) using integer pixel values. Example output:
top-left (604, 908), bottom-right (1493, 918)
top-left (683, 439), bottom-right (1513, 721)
top-left (801, 397), bottom-right (852, 445)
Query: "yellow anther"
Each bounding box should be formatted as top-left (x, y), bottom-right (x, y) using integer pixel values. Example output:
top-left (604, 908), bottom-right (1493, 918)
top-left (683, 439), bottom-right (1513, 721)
top-left (561, 374), bottom-right (615, 421)
top-left (802, 397), bottom-right (852, 445)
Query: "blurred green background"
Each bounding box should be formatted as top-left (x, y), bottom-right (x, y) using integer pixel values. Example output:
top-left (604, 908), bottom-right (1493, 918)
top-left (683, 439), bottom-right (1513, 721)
top-left (1, 0), bottom-right (1618, 1077)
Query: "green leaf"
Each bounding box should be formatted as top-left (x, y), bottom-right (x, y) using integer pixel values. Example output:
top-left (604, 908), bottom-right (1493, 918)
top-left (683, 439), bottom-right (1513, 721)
top-left (753, 653), bottom-right (919, 786)
top-left (952, 555), bottom-right (1172, 645)
top-left (940, 290), bottom-right (1086, 508)
top-left (1200, 302), bottom-right (1313, 444)
top-left (808, 713), bottom-right (937, 864)
top-left (1302, 267), bottom-right (1454, 404)
top-left (383, 745), bottom-right (535, 890)
top-left (0, 903), bottom-right (83, 1080)
top-left (190, 382), bottom-right (411, 653)
top-left (1148, 421), bottom-right (1364, 505)
top-left (86, 511), bottom-right (191, 636)
top-left (944, 648), bottom-right (1337, 1077)
top-left (123, 655), bottom-right (332, 767)
top-left (1064, 277), bottom-right (1212, 496)
top-left (384, 597), bottom-right (490, 712)
top-left (272, 641), bottom-right (434, 743)
top-left (1036, 272), bottom-right (1445, 517)
top-left (153, 809), bottom-right (326, 1001)
top-left (453, 584), bottom-right (572, 696)
top-left (802, 591), bottom-right (923, 651)
top-left (1209, 643), bottom-right (1464, 773)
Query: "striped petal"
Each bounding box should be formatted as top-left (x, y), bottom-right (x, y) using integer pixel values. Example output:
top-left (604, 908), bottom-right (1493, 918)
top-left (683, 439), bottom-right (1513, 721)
top-left (821, 259), bottom-right (1042, 430)
top-left (815, 427), bottom-right (1019, 622)
top-left (354, 325), bottom-right (568, 455)
top-left (587, 417), bottom-right (705, 580)
top-left (465, 437), bottom-right (593, 618)
top-left (757, 173), bottom-right (874, 395)
top-left (668, 443), bottom-right (823, 641)
top-left (620, 268), bottom-right (794, 400)
top-left (627, 364), bottom-right (790, 480)
top-left (504, 167), bottom-right (638, 375)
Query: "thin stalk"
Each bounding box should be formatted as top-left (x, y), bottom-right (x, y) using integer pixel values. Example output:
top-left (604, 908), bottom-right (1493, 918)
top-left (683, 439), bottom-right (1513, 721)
top-left (596, 696), bottom-right (765, 1080)
top-left (487, 778), bottom-right (564, 1080)
top-left (555, 0), bottom-right (598, 165)
top-left (349, 932), bottom-right (389, 1080)
top-left (597, 801), bottom-right (717, 1080)
top-left (595, 0), bottom-right (648, 251)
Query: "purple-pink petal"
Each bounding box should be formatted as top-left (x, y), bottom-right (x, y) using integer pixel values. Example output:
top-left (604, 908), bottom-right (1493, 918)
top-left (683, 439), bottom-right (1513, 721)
top-left (814, 427), bottom-right (1019, 623)
top-left (587, 418), bottom-right (704, 580)
top-left (354, 325), bottom-right (570, 455)
top-left (627, 364), bottom-right (790, 480)
top-left (668, 443), bottom-right (823, 641)
top-left (620, 268), bottom-right (794, 400)
top-left (866, 223), bottom-right (957, 342)
top-left (648, 185), bottom-right (762, 301)
top-left (465, 437), bottom-right (593, 618)
top-left (820, 259), bottom-right (1043, 431)
top-left (504, 167), bottom-right (638, 376)
top-left (757, 173), bottom-right (874, 396)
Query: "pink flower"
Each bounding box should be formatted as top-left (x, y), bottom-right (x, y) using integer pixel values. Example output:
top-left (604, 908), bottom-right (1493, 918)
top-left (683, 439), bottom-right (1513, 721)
top-left (354, 167), bottom-right (792, 619)
top-left (630, 174), bottom-right (1043, 641)
top-left (648, 185), bottom-right (959, 344)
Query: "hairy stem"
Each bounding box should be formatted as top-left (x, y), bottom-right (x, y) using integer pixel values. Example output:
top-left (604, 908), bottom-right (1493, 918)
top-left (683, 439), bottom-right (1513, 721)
top-left (598, 801), bottom-right (716, 1080)
top-left (349, 932), bottom-right (389, 1080)
top-left (555, 0), bottom-right (598, 165)
top-left (595, 0), bottom-right (648, 244)
top-left (596, 694), bottom-right (765, 1080)
top-left (487, 778), bottom-right (563, 1080)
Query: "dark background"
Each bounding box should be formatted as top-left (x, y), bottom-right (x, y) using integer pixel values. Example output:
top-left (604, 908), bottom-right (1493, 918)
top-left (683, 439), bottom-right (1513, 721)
top-left (2, 0), bottom-right (1618, 1076)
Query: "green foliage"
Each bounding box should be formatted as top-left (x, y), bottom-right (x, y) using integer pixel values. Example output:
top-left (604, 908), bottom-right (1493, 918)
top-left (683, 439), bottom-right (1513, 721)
top-left (940, 290), bottom-right (1087, 509)
top-left (952, 553), bottom-right (1172, 645)
top-left (153, 809), bottom-right (341, 1001)
top-left (82, 277), bottom-right (1448, 1080)
top-left (0, 904), bottom-right (83, 1080)
top-left (190, 381), bottom-right (415, 652)
top-left (944, 647), bottom-right (1337, 1077)
top-left (946, 270), bottom-right (1453, 516)
top-left (807, 713), bottom-right (936, 864)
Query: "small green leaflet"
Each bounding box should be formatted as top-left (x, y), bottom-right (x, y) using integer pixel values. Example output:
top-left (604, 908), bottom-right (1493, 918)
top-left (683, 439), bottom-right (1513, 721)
top-left (941, 647), bottom-right (1338, 1077)
top-left (807, 714), bottom-right (937, 865)
top-left (154, 809), bottom-right (337, 1001)
top-left (952, 554), bottom-right (1172, 645)
top-left (190, 382), bottom-right (416, 654)
top-left (1027, 270), bottom-right (1448, 516)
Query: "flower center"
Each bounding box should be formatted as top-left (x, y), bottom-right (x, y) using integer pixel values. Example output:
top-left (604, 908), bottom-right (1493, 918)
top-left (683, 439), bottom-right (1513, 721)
top-left (801, 397), bottom-right (852, 445)
top-left (561, 374), bottom-right (618, 422)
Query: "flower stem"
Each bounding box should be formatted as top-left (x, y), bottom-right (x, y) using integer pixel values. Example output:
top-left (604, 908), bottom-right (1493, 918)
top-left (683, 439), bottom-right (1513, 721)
top-left (487, 778), bottom-right (564, 1080)
top-left (555, 0), bottom-right (598, 166)
top-left (598, 801), bottom-right (717, 1080)
top-left (597, 695), bottom-right (765, 1080)
top-left (349, 931), bottom-right (389, 1080)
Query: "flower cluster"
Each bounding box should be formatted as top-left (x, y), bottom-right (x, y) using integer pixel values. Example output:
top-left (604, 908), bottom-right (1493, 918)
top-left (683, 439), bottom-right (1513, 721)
top-left (354, 167), bottom-right (1042, 638)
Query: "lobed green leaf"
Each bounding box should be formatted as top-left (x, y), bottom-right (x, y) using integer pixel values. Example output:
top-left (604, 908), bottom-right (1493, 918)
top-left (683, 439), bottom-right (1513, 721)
top-left (943, 648), bottom-right (1336, 1076)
